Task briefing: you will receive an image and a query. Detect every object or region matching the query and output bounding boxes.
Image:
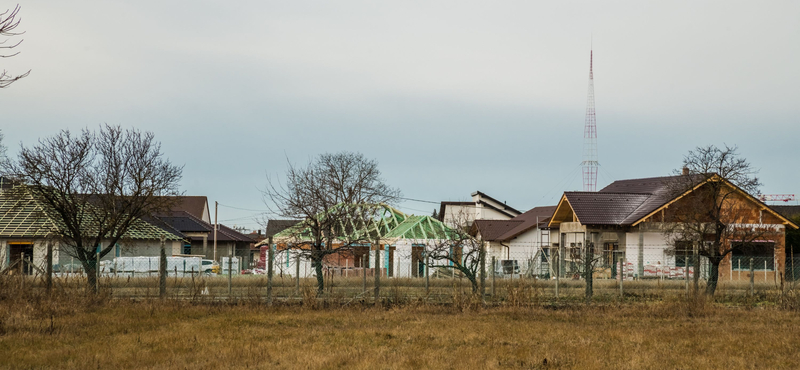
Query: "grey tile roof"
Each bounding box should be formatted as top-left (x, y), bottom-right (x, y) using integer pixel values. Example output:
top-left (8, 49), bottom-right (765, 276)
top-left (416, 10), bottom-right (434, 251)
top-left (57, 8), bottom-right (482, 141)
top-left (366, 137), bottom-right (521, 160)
top-left (156, 211), bottom-right (213, 233)
top-left (567, 174), bottom-right (709, 226)
top-left (496, 206), bottom-right (557, 240)
top-left (565, 192), bottom-right (653, 225)
top-left (771, 205), bottom-right (800, 219)
top-left (266, 220), bottom-right (301, 238)
top-left (473, 219), bottom-right (524, 241)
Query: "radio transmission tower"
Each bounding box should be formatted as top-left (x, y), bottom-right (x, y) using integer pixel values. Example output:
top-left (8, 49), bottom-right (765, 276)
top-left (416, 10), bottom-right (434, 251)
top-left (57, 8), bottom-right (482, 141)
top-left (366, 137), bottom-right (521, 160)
top-left (581, 48), bottom-right (599, 191)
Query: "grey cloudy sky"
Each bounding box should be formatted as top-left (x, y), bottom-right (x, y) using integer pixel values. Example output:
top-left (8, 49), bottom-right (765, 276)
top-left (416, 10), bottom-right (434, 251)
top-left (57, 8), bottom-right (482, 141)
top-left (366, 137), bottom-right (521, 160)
top-left (3, 1), bottom-right (798, 230)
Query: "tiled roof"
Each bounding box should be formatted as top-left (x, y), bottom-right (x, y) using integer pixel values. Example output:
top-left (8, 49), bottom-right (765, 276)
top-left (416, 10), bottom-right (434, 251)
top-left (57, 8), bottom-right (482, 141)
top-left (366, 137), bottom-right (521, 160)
top-left (599, 176), bottom-right (675, 194)
top-left (473, 219), bottom-right (524, 241)
top-left (210, 223), bottom-right (256, 243)
top-left (497, 206), bottom-right (557, 240)
top-left (265, 220), bottom-right (300, 238)
top-left (157, 211), bottom-right (213, 233)
top-left (564, 192), bottom-right (653, 225)
top-left (0, 187), bottom-right (182, 240)
top-left (155, 196), bottom-right (209, 221)
top-left (771, 205), bottom-right (800, 220)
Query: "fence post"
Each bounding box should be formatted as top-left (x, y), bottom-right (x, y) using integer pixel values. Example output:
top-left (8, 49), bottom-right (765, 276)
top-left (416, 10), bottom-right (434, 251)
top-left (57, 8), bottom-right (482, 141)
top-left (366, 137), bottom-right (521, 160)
top-left (362, 254), bottom-right (367, 294)
top-left (584, 242), bottom-right (592, 304)
top-left (425, 253), bottom-right (430, 295)
top-left (295, 254), bottom-right (300, 295)
top-left (693, 241), bottom-right (700, 295)
top-left (267, 244), bottom-right (274, 304)
top-left (619, 256), bottom-right (624, 299)
top-left (555, 253), bottom-right (559, 300)
top-left (491, 256), bottom-right (496, 298)
top-left (479, 243), bottom-right (486, 301)
top-left (749, 257), bottom-right (754, 297)
top-left (374, 242), bottom-right (381, 304)
top-left (46, 240), bottom-right (53, 295)
top-left (228, 248), bottom-right (233, 297)
top-left (684, 257), bottom-right (689, 298)
top-left (159, 236), bottom-right (166, 298)
top-left (96, 250), bottom-right (100, 293)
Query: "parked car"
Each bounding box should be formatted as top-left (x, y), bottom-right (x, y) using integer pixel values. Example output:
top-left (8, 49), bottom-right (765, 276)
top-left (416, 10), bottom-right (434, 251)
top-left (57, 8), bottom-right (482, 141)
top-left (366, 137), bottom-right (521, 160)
top-left (201, 259), bottom-right (220, 275)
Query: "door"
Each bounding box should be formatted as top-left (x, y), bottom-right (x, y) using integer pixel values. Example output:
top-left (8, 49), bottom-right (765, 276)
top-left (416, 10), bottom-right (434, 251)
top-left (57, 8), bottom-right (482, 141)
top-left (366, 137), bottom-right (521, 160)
top-left (9, 242), bottom-right (34, 275)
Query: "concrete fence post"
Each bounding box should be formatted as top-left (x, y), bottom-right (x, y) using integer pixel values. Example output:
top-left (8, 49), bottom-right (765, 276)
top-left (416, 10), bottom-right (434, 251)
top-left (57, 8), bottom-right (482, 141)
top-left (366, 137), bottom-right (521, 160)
top-left (267, 244), bottom-right (274, 304)
top-left (491, 256), bottom-right (496, 297)
top-left (749, 257), bottom-right (755, 297)
top-left (295, 253), bottom-right (300, 295)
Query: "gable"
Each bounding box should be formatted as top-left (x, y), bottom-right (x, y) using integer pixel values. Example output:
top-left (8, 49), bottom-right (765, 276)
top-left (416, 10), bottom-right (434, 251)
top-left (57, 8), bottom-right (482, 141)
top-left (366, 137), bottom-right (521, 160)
top-left (548, 195), bottom-right (577, 228)
top-left (632, 177), bottom-right (799, 229)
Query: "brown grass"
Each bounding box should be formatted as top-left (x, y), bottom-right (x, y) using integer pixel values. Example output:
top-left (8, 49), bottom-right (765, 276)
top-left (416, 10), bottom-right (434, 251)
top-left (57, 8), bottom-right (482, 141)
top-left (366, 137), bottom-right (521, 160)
top-left (2, 278), bottom-right (800, 370)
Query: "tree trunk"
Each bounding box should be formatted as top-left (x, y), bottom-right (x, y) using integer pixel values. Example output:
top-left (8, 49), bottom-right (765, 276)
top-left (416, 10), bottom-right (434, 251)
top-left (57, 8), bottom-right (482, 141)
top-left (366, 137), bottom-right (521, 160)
top-left (78, 253), bottom-right (100, 293)
top-left (85, 264), bottom-right (97, 293)
top-left (705, 258), bottom-right (721, 295)
top-left (467, 273), bottom-right (478, 293)
top-left (312, 252), bottom-right (324, 294)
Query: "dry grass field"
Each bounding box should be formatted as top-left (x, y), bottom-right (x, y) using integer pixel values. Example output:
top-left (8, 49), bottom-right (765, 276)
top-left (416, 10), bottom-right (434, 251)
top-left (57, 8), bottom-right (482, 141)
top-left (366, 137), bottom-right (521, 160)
top-left (2, 285), bottom-right (800, 370)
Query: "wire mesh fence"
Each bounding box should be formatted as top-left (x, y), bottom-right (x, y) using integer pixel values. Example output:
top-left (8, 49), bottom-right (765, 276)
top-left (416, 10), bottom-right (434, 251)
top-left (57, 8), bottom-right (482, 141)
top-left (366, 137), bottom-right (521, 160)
top-left (4, 244), bottom-right (799, 304)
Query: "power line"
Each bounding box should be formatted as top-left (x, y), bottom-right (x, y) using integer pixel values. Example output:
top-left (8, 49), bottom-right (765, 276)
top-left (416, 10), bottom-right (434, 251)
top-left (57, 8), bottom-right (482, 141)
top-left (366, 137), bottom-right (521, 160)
top-left (217, 203), bottom-right (270, 212)
top-left (398, 197), bottom-right (440, 205)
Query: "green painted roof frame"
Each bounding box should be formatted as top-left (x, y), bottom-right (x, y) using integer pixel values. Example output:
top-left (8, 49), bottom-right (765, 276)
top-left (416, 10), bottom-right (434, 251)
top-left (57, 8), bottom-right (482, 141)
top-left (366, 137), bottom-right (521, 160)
top-left (273, 203), bottom-right (456, 243)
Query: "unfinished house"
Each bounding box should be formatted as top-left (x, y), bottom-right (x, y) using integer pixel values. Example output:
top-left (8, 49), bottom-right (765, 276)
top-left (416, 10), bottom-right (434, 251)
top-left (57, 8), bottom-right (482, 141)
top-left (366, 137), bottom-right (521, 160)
top-left (0, 186), bottom-right (182, 275)
top-left (438, 191), bottom-right (521, 229)
top-left (547, 175), bottom-right (798, 282)
top-left (258, 204), bottom-right (455, 279)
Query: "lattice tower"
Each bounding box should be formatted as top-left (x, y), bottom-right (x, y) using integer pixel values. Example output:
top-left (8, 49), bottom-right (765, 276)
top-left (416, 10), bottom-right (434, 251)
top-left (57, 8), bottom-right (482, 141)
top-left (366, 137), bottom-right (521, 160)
top-left (581, 49), bottom-right (599, 191)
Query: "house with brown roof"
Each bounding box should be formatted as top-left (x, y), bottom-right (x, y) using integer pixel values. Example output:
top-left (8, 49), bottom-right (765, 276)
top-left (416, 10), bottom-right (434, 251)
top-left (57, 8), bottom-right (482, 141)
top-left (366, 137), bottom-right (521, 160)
top-left (547, 175), bottom-right (798, 281)
top-left (150, 196), bottom-right (255, 266)
top-left (472, 206), bottom-right (556, 277)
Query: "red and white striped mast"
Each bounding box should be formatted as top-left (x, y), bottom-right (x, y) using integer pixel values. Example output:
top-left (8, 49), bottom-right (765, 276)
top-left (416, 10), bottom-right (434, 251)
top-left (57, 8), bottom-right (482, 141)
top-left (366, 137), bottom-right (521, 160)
top-left (581, 47), bottom-right (599, 191)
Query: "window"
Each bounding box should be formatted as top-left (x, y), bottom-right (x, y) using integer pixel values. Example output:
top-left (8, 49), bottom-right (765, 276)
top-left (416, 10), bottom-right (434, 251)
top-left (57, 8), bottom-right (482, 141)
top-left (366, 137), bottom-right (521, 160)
top-left (500, 260), bottom-right (519, 275)
top-left (674, 241), bottom-right (696, 268)
top-left (182, 243), bottom-right (192, 255)
top-left (731, 242), bottom-right (775, 271)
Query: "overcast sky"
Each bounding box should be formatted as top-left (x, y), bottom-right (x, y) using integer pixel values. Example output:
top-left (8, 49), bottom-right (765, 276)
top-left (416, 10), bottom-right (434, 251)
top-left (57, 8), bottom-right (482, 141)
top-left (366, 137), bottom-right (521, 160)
top-left (2, 1), bottom-right (798, 230)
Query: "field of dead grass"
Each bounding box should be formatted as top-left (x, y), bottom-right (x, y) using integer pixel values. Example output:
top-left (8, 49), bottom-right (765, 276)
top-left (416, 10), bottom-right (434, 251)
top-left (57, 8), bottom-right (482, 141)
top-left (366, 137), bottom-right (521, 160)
top-left (2, 286), bottom-right (800, 370)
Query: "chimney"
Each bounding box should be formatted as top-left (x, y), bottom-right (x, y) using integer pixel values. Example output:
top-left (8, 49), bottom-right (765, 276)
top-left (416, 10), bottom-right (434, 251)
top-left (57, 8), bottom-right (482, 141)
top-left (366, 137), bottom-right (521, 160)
top-left (682, 167), bottom-right (689, 175)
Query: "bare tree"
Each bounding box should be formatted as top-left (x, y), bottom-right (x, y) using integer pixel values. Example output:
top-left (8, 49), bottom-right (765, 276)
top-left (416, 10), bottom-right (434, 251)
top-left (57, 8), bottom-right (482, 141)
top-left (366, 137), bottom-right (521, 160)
top-left (663, 144), bottom-right (781, 295)
top-left (1, 125), bottom-right (183, 291)
top-left (0, 129), bottom-right (6, 167)
top-left (263, 152), bottom-right (400, 293)
top-left (1, 4), bottom-right (30, 88)
top-left (426, 229), bottom-right (484, 293)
